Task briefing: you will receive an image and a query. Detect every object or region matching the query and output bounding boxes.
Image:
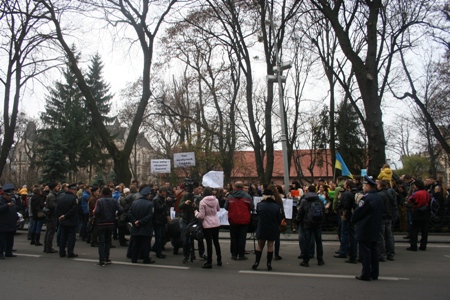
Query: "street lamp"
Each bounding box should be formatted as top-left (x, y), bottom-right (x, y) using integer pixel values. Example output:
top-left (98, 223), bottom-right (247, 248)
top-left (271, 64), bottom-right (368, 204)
top-left (266, 2), bottom-right (291, 192)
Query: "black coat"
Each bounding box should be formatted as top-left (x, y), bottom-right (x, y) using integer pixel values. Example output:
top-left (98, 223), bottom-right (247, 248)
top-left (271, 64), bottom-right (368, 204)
top-left (94, 196), bottom-right (123, 225)
top-left (351, 190), bottom-right (384, 242)
top-left (56, 191), bottom-right (78, 227)
top-left (31, 194), bottom-right (46, 221)
top-left (152, 194), bottom-right (169, 225)
top-left (255, 196), bottom-right (282, 241)
top-left (129, 197), bottom-right (154, 236)
top-left (0, 195), bottom-right (18, 232)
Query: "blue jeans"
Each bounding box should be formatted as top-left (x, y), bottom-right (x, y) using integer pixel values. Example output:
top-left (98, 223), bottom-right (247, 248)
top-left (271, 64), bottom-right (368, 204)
top-left (32, 219), bottom-right (45, 234)
top-left (98, 225), bottom-right (113, 262)
top-left (378, 219), bottom-right (395, 260)
top-left (301, 226), bottom-right (323, 262)
top-left (406, 209), bottom-right (413, 235)
top-left (229, 224), bottom-right (248, 258)
top-left (298, 225), bottom-right (315, 256)
top-left (339, 220), bottom-right (350, 256)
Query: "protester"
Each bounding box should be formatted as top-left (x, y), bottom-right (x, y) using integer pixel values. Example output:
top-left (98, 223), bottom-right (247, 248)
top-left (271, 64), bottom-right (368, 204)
top-left (195, 187), bottom-right (222, 269)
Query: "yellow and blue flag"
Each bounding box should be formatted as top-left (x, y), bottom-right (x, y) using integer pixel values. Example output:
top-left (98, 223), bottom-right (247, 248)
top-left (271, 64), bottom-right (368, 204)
top-left (335, 152), bottom-right (353, 179)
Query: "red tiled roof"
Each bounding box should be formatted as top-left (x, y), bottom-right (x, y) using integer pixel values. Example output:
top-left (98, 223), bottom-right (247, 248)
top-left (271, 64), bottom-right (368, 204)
top-left (231, 149), bottom-right (333, 183)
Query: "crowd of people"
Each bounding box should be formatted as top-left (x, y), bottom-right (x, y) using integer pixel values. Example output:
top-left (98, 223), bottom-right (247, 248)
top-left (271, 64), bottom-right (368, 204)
top-left (1, 165), bottom-right (449, 280)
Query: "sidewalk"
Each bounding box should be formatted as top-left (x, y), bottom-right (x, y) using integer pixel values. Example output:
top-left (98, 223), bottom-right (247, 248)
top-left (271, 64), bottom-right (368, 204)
top-left (218, 230), bottom-right (450, 244)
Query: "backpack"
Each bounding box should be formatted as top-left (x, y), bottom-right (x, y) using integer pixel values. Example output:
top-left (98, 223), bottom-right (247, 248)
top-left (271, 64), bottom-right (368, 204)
top-left (308, 200), bottom-right (324, 225)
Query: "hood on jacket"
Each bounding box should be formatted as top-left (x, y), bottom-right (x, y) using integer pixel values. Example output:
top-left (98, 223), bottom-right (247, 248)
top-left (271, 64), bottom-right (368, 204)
top-left (202, 195), bottom-right (218, 207)
top-left (230, 189), bottom-right (250, 199)
top-left (304, 192), bottom-right (320, 202)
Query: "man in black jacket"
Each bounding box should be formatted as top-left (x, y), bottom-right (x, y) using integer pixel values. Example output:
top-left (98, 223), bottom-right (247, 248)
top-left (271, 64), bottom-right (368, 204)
top-left (351, 175), bottom-right (384, 281)
top-left (0, 183), bottom-right (18, 259)
top-left (94, 188), bottom-right (123, 266)
top-left (129, 185), bottom-right (155, 264)
top-left (44, 182), bottom-right (60, 253)
top-left (152, 186), bottom-right (170, 259)
top-left (297, 186), bottom-right (325, 267)
top-left (56, 183), bottom-right (79, 258)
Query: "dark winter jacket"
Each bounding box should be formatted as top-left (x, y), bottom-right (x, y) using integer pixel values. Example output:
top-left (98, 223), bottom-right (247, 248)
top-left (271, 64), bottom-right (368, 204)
top-left (0, 195), bottom-right (18, 232)
top-left (255, 195), bottom-right (283, 240)
top-left (31, 193), bottom-right (46, 221)
top-left (94, 196), bottom-right (123, 226)
top-left (56, 191), bottom-right (78, 227)
top-left (351, 190), bottom-right (384, 242)
top-left (297, 192), bottom-right (325, 228)
top-left (128, 197), bottom-right (154, 236)
top-left (45, 190), bottom-right (58, 218)
top-left (152, 193), bottom-right (169, 225)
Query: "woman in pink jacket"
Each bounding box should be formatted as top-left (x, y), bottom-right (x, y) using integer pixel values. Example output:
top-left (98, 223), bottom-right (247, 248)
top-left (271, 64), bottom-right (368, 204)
top-left (195, 187), bottom-right (222, 269)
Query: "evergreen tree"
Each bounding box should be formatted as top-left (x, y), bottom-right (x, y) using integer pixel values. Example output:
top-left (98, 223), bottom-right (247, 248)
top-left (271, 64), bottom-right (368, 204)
top-left (83, 54), bottom-right (115, 174)
top-left (40, 131), bottom-right (69, 183)
top-left (40, 45), bottom-right (90, 178)
top-left (335, 100), bottom-right (366, 174)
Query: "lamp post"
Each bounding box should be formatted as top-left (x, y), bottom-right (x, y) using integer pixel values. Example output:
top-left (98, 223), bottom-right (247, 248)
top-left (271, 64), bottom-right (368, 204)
top-left (266, 1), bottom-right (291, 191)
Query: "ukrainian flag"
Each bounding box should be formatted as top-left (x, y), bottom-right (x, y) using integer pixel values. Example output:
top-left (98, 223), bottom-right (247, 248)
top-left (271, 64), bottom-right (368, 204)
top-left (335, 152), bottom-right (353, 179)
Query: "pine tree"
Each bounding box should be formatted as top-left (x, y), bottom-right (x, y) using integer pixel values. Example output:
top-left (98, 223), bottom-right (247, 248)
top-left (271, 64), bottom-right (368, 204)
top-left (83, 54), bottom-right (115, 174)
top-left (335, 100), bottom-right (366, 174)
top-left (40, 131), bottom-right (70, 183)
top-left (40, 45), bottom-right (90, 178)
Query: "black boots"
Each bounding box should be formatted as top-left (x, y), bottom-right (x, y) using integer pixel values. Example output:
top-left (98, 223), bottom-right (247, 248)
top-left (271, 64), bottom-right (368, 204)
top-left (35, 233), bottom-right (43, 246)
top-left (267, 252), bottom-right (273, 271)
top-left (30, 233), bottom-right (36, 245)
top-left (252, 250), bottom-right (262, 270)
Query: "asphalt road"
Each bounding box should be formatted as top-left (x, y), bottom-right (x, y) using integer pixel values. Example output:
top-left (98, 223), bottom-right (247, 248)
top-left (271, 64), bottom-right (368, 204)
top-left (2, 230), bottom-right (450, 300)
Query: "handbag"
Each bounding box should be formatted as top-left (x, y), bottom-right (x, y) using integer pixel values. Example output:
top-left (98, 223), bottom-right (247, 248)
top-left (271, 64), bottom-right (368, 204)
top-left (186, 219), bottom-right (203, 240)
top-left (279, 218), bottom-right (287, 233)
top-left (37, 211), bottom-right (47, 218)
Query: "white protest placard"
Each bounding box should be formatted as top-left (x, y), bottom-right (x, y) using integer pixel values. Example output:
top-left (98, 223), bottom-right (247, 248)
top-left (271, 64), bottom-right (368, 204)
top-left (202, 171), bottom-right (224, 188)
top-left (151, 159), bottom-right (171, 174)
top-left (173, 152), bottom-right (196, 167)
top-left (253, 196), bottom-right (293, 219)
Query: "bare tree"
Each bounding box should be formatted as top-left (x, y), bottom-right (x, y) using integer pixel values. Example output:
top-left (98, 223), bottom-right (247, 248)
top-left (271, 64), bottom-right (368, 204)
top-left (39, 0), bottom-right (179, 184)
top-left (0, 0), bottom-right (59, 179)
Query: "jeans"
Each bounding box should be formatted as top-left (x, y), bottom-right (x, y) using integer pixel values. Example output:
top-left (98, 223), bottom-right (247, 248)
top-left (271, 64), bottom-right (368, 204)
top-left (378, 219), bottom-right (395, 259)
top-left (59, 225), bottom-right (76, 256)
top-left (301, 225), bottom-right (323, 262)
top-left (339, 220), bottom-right (350, 256)
top-left (27, 219), bottom-right (35, 239)
top-left (97, 225), bottom-right (113, 262)
top-left (229, 224), bottom-right (248, 258)
top-left (80, 213), bottom-right (89, 241)
top-left (153, 223), bottom-right (165, 255)
top-left (406, 209), bottom-right (413, 236)
top-left (32, 219), bottom-right (45, 234)
top-left (298, 225), bottom-right (315, 256)
top-left (203, 227), bottom-right (221, 264)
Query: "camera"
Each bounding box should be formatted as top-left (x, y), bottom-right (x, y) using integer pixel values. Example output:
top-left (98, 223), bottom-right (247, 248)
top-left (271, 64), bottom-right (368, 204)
top-left (184, 178), bottom-right (194, 194)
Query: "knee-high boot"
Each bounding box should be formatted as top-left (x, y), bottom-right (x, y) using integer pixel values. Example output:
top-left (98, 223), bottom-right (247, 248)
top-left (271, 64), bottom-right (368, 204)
top-left (30, 232), bottom-right (36, 245)
top-left (35, 233), bottom-right (43, 246)
top-left (252, 250), bottom-right (262, 270)
top-left (267, 251), bottom-right (273, 271)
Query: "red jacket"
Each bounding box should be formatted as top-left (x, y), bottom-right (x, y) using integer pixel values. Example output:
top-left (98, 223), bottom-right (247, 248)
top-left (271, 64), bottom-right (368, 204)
top-left (408, 190), bottom-right (430, 211)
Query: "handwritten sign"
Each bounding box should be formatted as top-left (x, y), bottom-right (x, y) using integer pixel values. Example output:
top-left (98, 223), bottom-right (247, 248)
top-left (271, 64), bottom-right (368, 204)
top-left (151, 159), bottom-right (171, 174)
top-left (173, 152), bottom-right (196, 167)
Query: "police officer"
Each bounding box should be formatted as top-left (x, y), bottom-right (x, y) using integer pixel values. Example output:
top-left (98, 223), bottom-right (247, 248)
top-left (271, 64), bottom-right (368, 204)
top-left (351, 175), bottom-right (384, 281)
top-left (0, 183), bottom-right (18, 259)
